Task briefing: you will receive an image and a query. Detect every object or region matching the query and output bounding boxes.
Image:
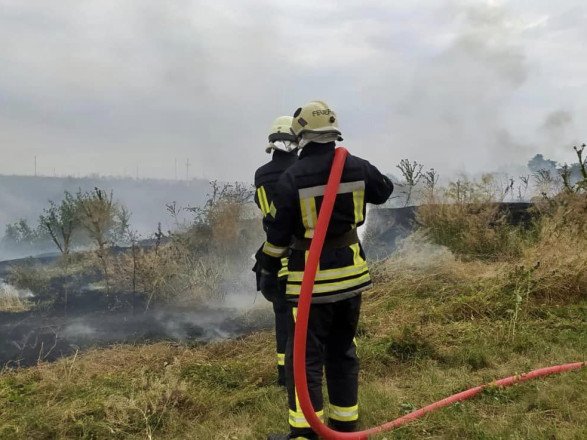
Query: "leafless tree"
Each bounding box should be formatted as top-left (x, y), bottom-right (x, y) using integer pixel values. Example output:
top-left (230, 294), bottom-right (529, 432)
top-left (396, 159), bottom-right (424, 206)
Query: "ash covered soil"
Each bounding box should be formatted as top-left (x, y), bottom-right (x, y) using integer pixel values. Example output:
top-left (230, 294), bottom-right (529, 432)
top-left (0, 255), bottom-right (272, 368)
top-left (0, 304), bottom-right (271, 368)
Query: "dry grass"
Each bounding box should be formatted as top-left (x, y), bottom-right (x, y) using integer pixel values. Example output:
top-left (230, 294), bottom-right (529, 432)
top-left (416, 202), bottom-right (530, 261)
top-left (526, 193), bottom-right (587, 302)
top-left (1, 234), bottom-right (585, 439)
top-left (1, 195), bottom-right (585, 439)
top-left (0, 295), bottom-right (30, 312)
top-left (0, 279), bottom-right (33, 311)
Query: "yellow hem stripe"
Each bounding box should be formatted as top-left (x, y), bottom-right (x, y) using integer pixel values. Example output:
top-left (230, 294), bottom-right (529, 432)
top-left (287, 262), bottom-right (368, 282)
top-left (289, 409), bottom-right (324, 428)
top-left (263, 241), bottom-right (288, 258)
top-left (286, 273), bottom-right (371, 295)
top-left (328, 403), bottom-right (359, 422)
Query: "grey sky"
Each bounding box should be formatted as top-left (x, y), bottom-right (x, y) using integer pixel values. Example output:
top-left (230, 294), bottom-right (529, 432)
top-left (0, 0), bottom-right (585, 181)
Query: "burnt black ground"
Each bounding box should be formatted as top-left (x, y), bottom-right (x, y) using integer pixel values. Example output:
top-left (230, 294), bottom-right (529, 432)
top-left (0, 305), bottom-right (271, 368)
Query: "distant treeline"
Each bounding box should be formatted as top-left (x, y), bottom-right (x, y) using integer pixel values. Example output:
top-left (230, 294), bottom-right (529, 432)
top-left (0, 174), bottom-right (211, 248)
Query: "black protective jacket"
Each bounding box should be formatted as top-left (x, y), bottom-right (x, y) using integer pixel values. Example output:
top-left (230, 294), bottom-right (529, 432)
top-left (254, 150), bottom-right (298, 279)
top-left (261, 142), bottom-right (393, 303)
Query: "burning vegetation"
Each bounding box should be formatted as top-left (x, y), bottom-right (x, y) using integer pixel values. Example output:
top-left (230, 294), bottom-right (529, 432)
top-left (0, 145), bottom-right (585, 439)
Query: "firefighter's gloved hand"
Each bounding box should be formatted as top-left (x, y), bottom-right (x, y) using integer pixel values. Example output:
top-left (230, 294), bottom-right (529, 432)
top-left (260, 269), bottom-right (279, 303)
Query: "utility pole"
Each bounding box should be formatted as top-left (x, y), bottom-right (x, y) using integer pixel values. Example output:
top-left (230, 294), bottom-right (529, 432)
top-left (185, 158), bottom-right (190, 181)
top-left (136, 164), bottom-right (139, 180)
top-left (34, 156), bottom-right (37, 177)
top-left (175, 158), bottom-right (178, 180)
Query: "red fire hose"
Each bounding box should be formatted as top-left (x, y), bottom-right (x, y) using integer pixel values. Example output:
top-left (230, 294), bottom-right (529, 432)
top-left (292, 146), bottom-right (586, 439)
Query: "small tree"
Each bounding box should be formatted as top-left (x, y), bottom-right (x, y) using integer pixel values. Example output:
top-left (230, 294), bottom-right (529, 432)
top-left (396, 159), bottom-right (424, 207)
top-left (39, 191), bottom-right (80, 256)
top-left (77, 188), bottom-right (121, 297)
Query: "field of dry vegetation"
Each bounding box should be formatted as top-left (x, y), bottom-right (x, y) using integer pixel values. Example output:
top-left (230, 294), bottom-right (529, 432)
top-left (1, 151), bottom-right (586, 439)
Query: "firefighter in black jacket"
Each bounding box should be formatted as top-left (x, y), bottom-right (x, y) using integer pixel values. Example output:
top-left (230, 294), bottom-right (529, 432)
top-left (254, 116), bottom-right (298, 386)
top-left (262, 101), bottom-right (393, 440)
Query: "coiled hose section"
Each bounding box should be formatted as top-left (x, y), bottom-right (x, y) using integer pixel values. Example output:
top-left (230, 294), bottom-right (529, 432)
top-left (292, 146), bottom-right (586, 440)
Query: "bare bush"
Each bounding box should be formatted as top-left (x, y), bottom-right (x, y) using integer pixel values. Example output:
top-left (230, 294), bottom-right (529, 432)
top-left (422, 168), bottom-right (440, 202)
top-left (533, 169), bottom-right (561, 197)
top-left (111, 181), bottom-right (261, 309)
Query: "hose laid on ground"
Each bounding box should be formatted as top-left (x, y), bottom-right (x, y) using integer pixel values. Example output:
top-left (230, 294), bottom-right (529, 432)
top-left (292, 146), bottom-right (586, 440)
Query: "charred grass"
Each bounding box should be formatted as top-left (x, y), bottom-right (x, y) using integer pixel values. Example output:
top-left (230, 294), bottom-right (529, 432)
top-left (1, 196), bottom-right (586, 439)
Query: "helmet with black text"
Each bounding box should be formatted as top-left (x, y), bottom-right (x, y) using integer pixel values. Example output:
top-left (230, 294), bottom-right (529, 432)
top-left (266, 116), bottom-right (299, 154)
top-left (290, 100), bottom-right (343, 148)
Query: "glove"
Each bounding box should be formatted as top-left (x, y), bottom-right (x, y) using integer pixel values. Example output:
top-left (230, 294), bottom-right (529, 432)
top-left (260, 269), bottom-right (280, 303)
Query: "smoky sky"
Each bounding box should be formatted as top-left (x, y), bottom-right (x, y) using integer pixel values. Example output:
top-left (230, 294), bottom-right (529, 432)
top-left (0, 0), bottom-right (586, 181)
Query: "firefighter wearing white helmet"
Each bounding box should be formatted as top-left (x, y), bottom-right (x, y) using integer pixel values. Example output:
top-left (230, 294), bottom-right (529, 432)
top-left (266, 116), bottom-right (299, 153)
top-left (253, 115), bottom-right (298, 387)
top-left (291, 101), bottom-right (343, 149)
top-left (263, 100), bottom-right (394, 440)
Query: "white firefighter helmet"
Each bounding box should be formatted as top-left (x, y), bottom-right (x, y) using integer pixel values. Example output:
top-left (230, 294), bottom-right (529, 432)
top-left (266, 116), bottom-right (298, 153)
top-left (290, 101), bottom-right (343, 144)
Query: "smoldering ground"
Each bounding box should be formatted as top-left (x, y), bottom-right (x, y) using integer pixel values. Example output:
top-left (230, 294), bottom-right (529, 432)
top-left (0, 284), bottom-right (272, 368)
top-left (0, 243), bottom-right (273, 369)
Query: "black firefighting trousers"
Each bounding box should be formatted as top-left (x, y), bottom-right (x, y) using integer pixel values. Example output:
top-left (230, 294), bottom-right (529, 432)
top-left (285, 294), bottom-right (361, 439)
top-left (274, 278), bottom-right (288, 385)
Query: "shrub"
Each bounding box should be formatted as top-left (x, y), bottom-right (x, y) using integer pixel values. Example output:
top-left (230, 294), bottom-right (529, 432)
top-left (417, 202), bottom-right (529, 261)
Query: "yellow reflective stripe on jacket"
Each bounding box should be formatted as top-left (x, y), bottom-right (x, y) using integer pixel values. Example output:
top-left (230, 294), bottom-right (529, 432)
top-left (351, 243), bottom-right (364, 266)
top-left (256, 186), bottom-right (271, 217)
top-left (277, 353), bottom-right (285, 366)
top-left (286, 273), bottom-right (371, 295)
top-left (289, 409), bottom-right (324, 428)
top-left (287, 261), bottom-right (368, 282)
top-left (269, 201), bottom-right (277, 218)
top-left (278, 257), bottom-right (289, 278)
top-left (263, 241), bottom-right (288, 258)
top-left (353, 189), bottom-right (365, 224)
top-left (328, 404), bottom-right (359, 422)
top-left (300, 196), bottom-right (317, 239)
